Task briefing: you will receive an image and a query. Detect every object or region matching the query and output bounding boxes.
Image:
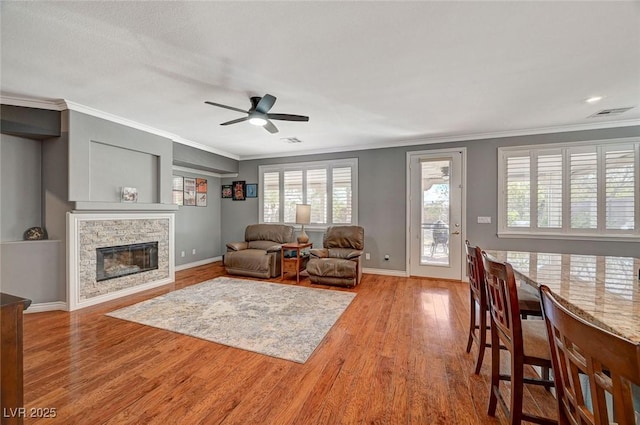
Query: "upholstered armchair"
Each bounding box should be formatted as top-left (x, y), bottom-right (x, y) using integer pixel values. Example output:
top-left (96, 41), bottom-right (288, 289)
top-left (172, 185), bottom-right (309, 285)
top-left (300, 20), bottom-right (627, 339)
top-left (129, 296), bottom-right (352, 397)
top-left (306, 226), bottom-right (364, 287)
top-left (224, 224), bottom-right (295, 278)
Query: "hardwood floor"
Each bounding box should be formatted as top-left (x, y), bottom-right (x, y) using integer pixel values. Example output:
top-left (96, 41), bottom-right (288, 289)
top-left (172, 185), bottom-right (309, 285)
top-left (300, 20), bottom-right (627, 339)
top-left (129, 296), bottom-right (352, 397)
top-left (21, 263), bottom-right (557, 424)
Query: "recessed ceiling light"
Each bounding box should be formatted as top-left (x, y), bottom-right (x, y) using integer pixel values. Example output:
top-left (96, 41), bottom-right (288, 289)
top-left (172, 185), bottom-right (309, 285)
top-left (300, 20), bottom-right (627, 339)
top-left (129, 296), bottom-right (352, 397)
top-left (585, 96), bottom-right (603, 104)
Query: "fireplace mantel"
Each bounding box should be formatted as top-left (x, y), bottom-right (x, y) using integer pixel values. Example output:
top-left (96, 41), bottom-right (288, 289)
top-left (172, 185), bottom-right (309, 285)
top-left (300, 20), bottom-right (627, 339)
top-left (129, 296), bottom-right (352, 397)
top-left (73, 201), bottom-right (179, 211)
top-left (67, 212), bottom-right (174, 311)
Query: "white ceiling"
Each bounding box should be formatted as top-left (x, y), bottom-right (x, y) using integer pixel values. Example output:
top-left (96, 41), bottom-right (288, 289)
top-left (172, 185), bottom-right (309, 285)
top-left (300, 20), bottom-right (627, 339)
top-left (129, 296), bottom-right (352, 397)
top-left (1, 1), bottom-right (639, 160)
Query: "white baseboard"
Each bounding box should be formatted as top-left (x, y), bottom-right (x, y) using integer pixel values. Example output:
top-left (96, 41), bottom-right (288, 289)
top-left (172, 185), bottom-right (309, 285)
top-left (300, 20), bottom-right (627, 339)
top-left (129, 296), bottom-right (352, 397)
top-left (175, 256), bottom-right (222, 271)
top-left (25, 301), bottom-right (67, 313)
top-left (363, 267), bottom-right (409, 277)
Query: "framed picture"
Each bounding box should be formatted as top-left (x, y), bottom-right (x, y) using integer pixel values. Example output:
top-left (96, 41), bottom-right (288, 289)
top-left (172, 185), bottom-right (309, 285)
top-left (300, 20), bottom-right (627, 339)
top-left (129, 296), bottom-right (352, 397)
top-left (172, 176), bottom-right (184, 191)
top-left (172, 191), bottom-right (184, 206)
top-left (246, 183), bottom-right (258, 198)
top-left (232, 180), bottom-right (246, 201)
top-left (196, 178), bottom-right (208, 193)
top-left (172, 176), bottom-right (184, 205)
top-left (196, 193), bottom-right (207, 207)
top-left (184, 177), bottom-right (196, 206)
top-left (221, 185), bottom-right (232, 198)
top-left (121, 187), bottom-right (138, 203)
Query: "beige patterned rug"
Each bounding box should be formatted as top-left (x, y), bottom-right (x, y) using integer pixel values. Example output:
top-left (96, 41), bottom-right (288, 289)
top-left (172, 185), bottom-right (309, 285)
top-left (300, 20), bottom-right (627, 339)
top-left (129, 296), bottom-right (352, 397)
top-left (106, 276), bottom-right (356, 363)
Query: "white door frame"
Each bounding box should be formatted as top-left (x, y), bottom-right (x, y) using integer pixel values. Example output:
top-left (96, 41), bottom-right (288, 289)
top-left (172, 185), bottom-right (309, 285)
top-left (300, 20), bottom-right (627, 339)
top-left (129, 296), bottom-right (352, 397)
top-left (406, 147), bottom-right (467, 280)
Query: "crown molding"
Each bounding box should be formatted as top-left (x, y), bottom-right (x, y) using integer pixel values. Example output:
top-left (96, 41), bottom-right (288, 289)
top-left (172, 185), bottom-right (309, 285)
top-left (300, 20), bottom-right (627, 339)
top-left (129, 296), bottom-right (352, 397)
top-left (0, 95), bottom-right (66, 111)
top-left (3, 95), bottom-right (637, 162)
top-left (1, 95), bottom-right (239, 161)
top-left (240, 118), bottom-right (640, 160)
top-left (63, 100), bottom-right (240, 160)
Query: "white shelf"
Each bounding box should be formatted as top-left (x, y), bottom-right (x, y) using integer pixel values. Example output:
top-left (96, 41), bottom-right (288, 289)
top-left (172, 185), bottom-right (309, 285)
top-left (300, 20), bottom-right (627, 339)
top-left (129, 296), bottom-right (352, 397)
top-left (73, 201), bottom-right (179, 211)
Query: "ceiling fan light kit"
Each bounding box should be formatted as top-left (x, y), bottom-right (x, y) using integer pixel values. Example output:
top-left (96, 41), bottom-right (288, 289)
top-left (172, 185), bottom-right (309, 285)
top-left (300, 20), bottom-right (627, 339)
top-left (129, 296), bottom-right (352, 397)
top-left (205, 94), bottom-right (309, 134)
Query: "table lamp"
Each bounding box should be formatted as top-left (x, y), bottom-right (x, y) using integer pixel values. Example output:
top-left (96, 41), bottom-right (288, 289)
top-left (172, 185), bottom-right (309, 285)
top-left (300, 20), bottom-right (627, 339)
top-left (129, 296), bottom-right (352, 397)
top-left (296, 204), bottom-right (311, 244)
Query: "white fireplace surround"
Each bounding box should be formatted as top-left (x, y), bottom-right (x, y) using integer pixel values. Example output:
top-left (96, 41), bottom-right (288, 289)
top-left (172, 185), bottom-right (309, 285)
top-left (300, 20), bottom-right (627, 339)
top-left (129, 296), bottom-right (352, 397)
top-left (67, 212), bottom-right (174, 311)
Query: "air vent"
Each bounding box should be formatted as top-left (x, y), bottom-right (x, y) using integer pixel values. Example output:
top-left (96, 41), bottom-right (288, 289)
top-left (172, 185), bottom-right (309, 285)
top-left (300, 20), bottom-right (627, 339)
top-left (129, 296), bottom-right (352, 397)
top-left (281, 137), bottom-right (303, 144)
top-left (588, 107), bottom-right (634, 118)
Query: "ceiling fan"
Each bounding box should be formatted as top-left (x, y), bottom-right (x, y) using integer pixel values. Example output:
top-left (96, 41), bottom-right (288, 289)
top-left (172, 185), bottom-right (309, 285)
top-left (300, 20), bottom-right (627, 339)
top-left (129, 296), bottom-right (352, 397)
top-left (205, 94), bottom-right (309, 134)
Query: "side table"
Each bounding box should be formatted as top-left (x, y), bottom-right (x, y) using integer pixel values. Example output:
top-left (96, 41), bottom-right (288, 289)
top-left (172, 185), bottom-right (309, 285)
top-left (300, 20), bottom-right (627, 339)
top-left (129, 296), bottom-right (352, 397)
top-left (280, 242), bottom-right (312, 284)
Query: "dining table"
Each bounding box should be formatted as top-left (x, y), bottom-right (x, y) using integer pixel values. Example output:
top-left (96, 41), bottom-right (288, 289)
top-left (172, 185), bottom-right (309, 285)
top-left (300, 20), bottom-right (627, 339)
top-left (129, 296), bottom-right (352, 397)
top-left (484, 250), bottom-right (640, 344)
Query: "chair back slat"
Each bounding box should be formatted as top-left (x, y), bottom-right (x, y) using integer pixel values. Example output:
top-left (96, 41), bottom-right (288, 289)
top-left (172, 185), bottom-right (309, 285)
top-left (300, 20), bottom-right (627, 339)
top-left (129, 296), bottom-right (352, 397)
top-left (540, 285), bottom-right (640, 425)
top-left (481, 252), bottom-right (523, 353)
top-left (465, 241), bottom-right (485, 303)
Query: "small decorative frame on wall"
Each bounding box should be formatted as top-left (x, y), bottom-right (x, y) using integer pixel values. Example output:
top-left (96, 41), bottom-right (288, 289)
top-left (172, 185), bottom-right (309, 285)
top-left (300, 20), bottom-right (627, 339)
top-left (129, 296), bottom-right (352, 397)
top-left (221, 185), bottom-right (232, 198)
top-left (121, 187), bottom-right (138, 203)
top-left (196, 193), bottom-right (207, 207)
top-left (246, 183), bottom-right (258, 198)
top-left (232, 181), bottom-right (246, 201)
top-left (184, 177), bottom-right (196, 206)
top-left (172, 176), bottom-right (184, 205)
top-left (196, 178), bottom-right (208, 193)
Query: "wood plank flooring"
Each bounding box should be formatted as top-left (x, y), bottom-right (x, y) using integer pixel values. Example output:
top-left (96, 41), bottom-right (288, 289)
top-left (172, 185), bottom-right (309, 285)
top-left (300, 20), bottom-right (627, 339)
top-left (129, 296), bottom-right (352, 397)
top-left (20, 263), bottom-right (557, 424)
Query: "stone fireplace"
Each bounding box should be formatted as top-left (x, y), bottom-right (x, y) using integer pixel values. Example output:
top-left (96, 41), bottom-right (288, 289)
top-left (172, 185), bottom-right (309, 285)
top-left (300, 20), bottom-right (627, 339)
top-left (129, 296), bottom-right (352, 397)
top-left (67, 213), bottom-right (174, 310)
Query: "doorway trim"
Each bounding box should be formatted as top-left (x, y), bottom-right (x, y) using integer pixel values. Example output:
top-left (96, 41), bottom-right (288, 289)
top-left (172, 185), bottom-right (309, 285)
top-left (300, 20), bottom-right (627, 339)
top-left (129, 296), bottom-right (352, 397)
top-left (405, 147), bottom-right (468, 280)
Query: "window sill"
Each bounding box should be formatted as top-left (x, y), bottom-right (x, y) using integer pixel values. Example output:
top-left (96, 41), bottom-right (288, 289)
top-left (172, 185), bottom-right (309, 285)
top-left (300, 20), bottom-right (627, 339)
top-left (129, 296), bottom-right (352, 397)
top-left (497, 231), bottom-right (640, 243)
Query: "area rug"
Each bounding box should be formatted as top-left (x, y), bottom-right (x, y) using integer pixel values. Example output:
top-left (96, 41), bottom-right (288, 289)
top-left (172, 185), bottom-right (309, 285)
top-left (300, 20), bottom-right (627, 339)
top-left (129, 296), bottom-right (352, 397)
top-left (106, 277), bottom-right (356, 363)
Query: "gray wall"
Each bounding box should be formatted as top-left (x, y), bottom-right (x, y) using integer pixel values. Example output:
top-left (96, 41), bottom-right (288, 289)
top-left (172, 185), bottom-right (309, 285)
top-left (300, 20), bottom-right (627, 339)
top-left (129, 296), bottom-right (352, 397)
top-left (221, 151), bottom-right (407, 271)
top-left (174, 171), bottom-right (223, 266)
top-left (1, 241), bottom-right (62, 303)
top-left (173, 143), bottom-right (238, 174)
top-left (0, 134), bottom-right (42, 241)
top-left (222, 125), bottom-right (640, 271)
top-left (68, 110), bottom-right (174, 205)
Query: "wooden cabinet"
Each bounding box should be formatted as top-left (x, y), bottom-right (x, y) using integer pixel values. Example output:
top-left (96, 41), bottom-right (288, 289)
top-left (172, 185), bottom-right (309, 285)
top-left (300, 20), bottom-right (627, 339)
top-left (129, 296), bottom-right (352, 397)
top-left (1, 293), bottom-right (31, 425)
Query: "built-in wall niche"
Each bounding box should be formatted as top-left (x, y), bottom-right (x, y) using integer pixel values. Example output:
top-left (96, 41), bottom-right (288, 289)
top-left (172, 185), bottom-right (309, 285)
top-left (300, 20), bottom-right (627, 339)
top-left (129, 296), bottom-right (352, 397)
top-left (89, 141), bottom-right (159, 204)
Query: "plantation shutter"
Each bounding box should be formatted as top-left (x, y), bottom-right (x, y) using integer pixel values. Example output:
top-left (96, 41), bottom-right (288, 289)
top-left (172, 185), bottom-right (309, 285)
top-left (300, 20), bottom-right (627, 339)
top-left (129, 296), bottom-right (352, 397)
top-left (332, 167), bottom-right (352, 224)
top-left (536, 153), bottom-right (563, 228)
top-left (284, 170), bottom-right (303, 223)
top-left (306, 169), bottom-right (327, 224)
top-left (263, 172), bottom-right (280, 222)
top-left (505, 155), bottom-right (531, 227)
top-left (605, 146), bottom-right (635, 230)
top-left (569, 149), bottom-right (598, 230)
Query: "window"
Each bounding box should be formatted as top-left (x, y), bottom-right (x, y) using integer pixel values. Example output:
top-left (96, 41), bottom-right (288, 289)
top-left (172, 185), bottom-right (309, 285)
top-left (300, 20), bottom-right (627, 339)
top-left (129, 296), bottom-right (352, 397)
top-left (498, 138), bottom-right (639, 239)
top-left (259, 158), bottom-right (358, 226)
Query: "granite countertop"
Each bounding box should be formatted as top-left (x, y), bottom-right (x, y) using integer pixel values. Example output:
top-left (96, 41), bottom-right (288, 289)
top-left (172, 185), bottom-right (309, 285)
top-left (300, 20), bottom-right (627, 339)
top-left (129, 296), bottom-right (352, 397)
top-left (485, 250), bottom-right (640, 344)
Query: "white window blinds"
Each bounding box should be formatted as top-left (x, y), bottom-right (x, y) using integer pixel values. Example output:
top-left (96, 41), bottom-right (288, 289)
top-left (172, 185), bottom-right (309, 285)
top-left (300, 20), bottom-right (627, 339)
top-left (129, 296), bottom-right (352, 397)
top-left (499, 139), bottom-right (639, 239)
top-left (263, 172), bottom-right (280, 223)
top-left (259, 159), bottom-right (358, 226)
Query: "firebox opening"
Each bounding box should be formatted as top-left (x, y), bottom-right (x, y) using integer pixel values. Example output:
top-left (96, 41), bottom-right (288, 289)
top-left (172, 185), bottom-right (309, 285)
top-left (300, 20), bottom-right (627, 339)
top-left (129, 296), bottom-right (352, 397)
top-left (96, 242), bottom-right (158, 282)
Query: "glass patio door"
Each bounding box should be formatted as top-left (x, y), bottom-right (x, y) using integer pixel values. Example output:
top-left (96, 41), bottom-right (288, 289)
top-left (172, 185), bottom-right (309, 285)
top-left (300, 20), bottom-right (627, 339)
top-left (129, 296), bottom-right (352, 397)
top-left (408, 149), bottom-right (464, 280)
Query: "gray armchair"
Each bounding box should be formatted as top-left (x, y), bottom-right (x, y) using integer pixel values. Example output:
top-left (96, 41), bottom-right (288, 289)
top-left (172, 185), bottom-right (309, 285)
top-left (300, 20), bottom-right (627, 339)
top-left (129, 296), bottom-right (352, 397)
top-left (306, 226), bottom-right (364, 287)
top-left (224, 224), bottom-right (294, 278)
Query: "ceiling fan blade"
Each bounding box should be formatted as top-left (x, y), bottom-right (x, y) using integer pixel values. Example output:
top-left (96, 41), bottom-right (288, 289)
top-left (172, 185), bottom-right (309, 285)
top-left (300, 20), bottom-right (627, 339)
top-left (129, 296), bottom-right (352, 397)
top-left (204, 101), bottom-right (247, 114)
top-left (220, 117), bottom-right (249, 126)
top-left (267, 113), bottom-right (309, 122)
top-left (264, 120), bottom-right (279, 134)
top-left (255, 94), bottom-right (276, 114)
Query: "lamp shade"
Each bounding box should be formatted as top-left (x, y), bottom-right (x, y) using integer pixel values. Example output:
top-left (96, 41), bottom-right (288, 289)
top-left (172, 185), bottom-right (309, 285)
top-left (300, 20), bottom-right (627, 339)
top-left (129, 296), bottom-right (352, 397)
top-left (295, 204), bottom-right (311, 224)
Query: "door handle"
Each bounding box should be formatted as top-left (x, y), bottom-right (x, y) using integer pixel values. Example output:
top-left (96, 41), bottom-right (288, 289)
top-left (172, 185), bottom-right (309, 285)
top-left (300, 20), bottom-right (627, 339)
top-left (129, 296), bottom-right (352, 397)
top-left (451, 231), bottom-right (461, 235)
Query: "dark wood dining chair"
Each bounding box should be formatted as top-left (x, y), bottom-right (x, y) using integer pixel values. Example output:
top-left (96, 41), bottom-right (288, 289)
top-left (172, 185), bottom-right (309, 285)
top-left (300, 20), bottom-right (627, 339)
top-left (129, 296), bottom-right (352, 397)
top-left (465, 241), bottom-right (543, 375)
top-left (539, 285), bottom-right (640, 425)
top-left (481, 252), bottom-right (556, 425)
